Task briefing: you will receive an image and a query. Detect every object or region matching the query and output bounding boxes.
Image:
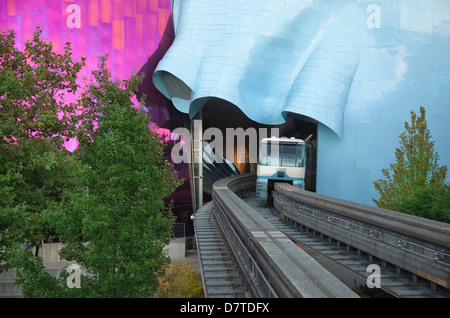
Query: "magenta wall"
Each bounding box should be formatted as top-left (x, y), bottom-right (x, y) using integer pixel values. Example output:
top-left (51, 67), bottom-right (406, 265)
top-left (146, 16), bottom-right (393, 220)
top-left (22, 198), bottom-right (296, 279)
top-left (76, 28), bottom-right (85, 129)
top-left (0, 1), bottom-right (192, 214)
top-left (0, 0), bottom-right (171, 80)
top-left (0, 0), bottom-right (173, 152)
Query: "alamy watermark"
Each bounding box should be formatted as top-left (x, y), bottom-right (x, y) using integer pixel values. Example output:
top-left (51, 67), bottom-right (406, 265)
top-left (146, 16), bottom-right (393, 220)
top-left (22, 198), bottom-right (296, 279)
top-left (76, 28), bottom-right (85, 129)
top-left (170, 120), bottom-right (280, 164)
top-left (66, 4), bottom-right (81, 29)
top-left (366, 4), bottom-right (381, 29)
top-left (66, 263), bottom-right (81, 289)
top-left (65, 3), bottom-right (381, 30)
top-left (366, 264), bottom-right (381, 288)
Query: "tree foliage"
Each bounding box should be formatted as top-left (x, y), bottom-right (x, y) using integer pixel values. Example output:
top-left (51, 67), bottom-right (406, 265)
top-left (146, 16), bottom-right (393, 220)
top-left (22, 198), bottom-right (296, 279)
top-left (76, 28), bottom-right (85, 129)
top-left (1, 28), bottom-right (182, 297)
top-left (399, 184), bottom-right (450, 223)
top-left (0, 27), bottom-right (85, 272)
top-left (157, 262), bottom-right (204, 298)
top-left (45, 55), bottom-right (183, 297)
top-left (373, 106), bottom-right (449, 222)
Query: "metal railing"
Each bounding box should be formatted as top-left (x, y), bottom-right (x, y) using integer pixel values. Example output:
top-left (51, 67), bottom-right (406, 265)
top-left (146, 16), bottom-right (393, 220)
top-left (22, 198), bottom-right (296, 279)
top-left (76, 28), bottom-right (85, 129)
top-left (173, 222), bottom-right (185, 238)
top-left (173, 223), bottom-right (197, 250)
top-left (273, 182), bottom-right (450, 291)
top-left (210, 173), bottom-right (358, 298)
top-left (197, 173), bottom-right (450, 297)
top-left (212, 199), bottom-right (278, 297)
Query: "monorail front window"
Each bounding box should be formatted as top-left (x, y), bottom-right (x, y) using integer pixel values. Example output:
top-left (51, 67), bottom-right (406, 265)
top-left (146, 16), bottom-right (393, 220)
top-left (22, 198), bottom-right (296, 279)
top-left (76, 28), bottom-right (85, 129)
top-left (259, 142), bottom-right (305, 167)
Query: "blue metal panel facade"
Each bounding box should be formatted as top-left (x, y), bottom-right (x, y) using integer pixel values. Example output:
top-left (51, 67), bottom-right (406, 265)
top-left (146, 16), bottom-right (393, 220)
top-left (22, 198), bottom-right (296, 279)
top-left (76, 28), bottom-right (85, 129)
top-left (153, 0), bottom-right (450, 205)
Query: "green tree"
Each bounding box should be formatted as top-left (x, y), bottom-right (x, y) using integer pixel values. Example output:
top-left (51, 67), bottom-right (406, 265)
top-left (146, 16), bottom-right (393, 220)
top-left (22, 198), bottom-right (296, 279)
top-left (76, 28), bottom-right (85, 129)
top-left (157, 262), bottom-right (204, 298)
top-left (0, 27), bottom-right (85, 273)
top-left (399, 185), bottom-right (450, 223)
top-left (373, 106), bottom-right (449, 222)
top-left (45, 55), bottom-right (183, 297)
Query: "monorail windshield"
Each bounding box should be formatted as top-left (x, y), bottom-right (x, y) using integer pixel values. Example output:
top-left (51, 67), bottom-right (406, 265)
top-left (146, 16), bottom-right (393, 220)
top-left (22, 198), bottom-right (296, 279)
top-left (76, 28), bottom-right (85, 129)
top-left (259, 142), bottom-right (305, 167)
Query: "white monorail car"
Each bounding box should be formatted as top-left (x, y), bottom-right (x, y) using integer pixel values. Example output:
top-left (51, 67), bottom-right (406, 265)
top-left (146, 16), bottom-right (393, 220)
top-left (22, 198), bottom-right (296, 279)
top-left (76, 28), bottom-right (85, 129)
top-left (256, 137), bottom-right (305, 202)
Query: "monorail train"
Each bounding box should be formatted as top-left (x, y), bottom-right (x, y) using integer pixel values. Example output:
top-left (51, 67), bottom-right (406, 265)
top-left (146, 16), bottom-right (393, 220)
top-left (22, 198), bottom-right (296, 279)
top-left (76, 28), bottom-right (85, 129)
top-left (256, 137), bottom-right (305, 202)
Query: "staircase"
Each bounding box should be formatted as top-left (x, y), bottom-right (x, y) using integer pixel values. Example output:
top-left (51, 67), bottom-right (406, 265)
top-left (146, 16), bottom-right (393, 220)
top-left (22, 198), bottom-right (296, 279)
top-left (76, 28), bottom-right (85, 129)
top-left (194, 202), bottom-right (249, 297)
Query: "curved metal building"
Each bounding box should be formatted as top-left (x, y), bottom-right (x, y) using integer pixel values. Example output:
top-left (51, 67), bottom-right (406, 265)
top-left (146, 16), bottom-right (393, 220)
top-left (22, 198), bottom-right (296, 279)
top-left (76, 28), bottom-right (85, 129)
top-left (153, 0), bottom-right (450, 206)
top-left (2, 0), bottom-right (449, 209)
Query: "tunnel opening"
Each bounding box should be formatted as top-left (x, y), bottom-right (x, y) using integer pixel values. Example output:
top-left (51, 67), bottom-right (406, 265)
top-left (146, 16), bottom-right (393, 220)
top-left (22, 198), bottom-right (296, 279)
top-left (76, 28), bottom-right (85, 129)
top-left (199, 99), bottom-right (318, 195)
top-left (154, 96), bottom-right (318, 236)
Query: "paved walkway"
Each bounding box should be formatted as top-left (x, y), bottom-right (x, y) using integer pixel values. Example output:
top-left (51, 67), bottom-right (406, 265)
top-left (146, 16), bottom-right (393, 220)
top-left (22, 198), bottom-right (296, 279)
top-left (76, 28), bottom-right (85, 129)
top-left (171, 249), bottom-right (201, 274)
